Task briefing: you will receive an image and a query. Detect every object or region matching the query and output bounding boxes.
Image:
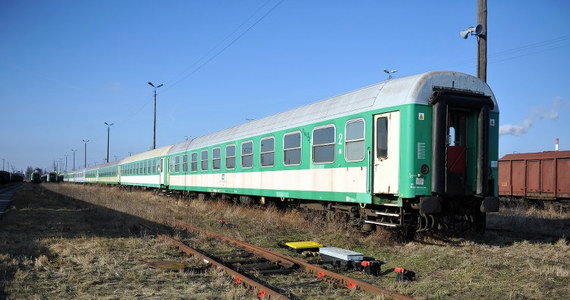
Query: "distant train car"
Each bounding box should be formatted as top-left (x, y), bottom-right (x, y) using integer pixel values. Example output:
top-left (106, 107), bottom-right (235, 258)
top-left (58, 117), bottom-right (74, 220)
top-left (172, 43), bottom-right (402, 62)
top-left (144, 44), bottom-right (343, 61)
top-left (10, 173), bottom-right (24, 182)
top-left (0, 171), bottom-right (10, 184)
top-left (498, 151), bottom-right (570, 201)
top-left (31, 171), bottom-right (41, 183)
top-left (46, 172), bottom-right (57, 183)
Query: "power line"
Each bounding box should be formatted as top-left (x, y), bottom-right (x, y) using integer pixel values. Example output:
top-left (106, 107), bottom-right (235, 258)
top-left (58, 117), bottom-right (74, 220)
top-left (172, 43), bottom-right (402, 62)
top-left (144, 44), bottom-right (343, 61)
top-left (165, 0), bottom-right (276, 86)
top-left (160, 0), bottom-right (285, 94)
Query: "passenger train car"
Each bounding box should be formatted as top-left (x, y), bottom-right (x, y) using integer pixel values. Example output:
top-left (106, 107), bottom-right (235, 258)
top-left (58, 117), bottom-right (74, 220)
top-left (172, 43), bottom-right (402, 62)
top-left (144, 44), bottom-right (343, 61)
top-left (64, 71), bottom-right (500, 232)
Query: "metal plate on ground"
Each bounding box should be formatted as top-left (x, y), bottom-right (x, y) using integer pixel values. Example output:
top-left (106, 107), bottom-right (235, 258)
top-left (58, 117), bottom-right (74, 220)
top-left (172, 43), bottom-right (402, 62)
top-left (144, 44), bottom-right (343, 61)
top-left (319, 247), bottom-right (363, 262)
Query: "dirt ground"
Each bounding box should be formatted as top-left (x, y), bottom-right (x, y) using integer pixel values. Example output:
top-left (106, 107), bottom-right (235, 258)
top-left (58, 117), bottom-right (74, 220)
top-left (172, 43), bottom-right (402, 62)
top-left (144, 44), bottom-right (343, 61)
top-left (1, 183), bottom-right (569, 299)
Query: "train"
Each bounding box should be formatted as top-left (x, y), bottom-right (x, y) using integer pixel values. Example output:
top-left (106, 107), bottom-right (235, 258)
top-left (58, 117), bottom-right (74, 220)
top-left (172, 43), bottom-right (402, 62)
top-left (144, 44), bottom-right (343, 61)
top-left (0, 171), bottom-right (24, 184)
top-left (498, 150), bottom-right (570, 202)
top-left (30, 170), bottom-right (42, 183)
top-left (64, 71), bottom-right (500, 233)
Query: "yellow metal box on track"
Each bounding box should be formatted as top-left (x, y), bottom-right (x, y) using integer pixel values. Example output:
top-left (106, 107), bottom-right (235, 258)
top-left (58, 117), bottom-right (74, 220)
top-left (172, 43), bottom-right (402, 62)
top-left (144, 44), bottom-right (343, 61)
top-left (285, 241), bottom-right (323, 250)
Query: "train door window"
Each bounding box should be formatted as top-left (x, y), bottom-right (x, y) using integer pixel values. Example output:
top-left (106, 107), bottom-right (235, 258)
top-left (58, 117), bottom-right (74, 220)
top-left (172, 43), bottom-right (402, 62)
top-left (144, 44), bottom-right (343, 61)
top-left (201, 150), bottom-right (209, 171)
top-left (182, 154), bottom-right (188, 172)
top-left (175, 156), bottom-right (180, 173)
top-left (312, 125), bottom-right (335, 163)
top-left (226, 145), bottom-right (236, 169)
top-left (213, 148), bottom-right (221, 170)
top-left (376, 117), bottom-right (388, 158)
top-left (241, 141), bottom-right (253, 168)
top-left (191, 153), bottom-right (198, 172)
top-left (448, 111), bottom-right (466, 147)
top-left (260, 137), bottom-right (274, 167)
top-left (284, 132), bottom-right (301, 165)
top-left (345, 119), bottom-right (365, 162)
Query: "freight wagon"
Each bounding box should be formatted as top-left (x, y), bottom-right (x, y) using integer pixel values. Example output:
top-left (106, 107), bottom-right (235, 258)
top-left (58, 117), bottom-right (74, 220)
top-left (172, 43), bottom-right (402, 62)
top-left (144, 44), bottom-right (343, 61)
top-left (498, 151), bottom-right (570, 201)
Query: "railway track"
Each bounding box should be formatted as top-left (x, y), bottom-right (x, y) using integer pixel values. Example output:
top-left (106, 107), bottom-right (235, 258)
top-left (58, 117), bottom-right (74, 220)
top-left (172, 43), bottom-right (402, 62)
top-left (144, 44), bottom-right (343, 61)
top-left (159, 219), bottom-right (413, 300)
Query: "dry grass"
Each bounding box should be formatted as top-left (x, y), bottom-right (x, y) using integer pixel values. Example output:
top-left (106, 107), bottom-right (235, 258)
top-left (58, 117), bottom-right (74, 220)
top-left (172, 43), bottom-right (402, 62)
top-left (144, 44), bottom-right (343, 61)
top-left (2, 183), bottom-right (569, 299)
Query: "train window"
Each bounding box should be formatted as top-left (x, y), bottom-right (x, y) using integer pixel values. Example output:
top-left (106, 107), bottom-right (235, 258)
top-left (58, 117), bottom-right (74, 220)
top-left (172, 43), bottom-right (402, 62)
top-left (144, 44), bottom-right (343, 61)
top-left (260, 137), bottom-right (274, 167)
top-left (213, 148), bottom-right (221, 170)
top-left (139, 162), bottom-right (143, 174)
top-left (241, 141), bottom-right (253, 168)
top-left (183, 154), bottom-right (188, 172)
top-left (201, 150), bottom-right (209, 171)
top-left (284, 132), bottom-right (301, 165)
top-left (147, 160), bottom-right (151, 174)
top-left (175, 156), bottom-right (180, 173)
top-left (312, 125), bottom-right (335, 163)
top-left (345, 119), bottom-right (365, 162)
top-left (226, 145), bottom-right (236, 170)
top-left (191, 153), bottom-right (198, 172)
top-left (152, 159), bottom-right (156, 173)
top-left (377, 117), bottom-right (388, 158)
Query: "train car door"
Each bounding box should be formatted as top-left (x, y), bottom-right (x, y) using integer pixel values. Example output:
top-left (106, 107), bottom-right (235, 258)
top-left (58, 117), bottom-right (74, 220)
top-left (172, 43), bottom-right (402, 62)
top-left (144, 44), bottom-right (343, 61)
top-left (373, 111), bottom-right (400, 195)
top-left (159, 157), bottom-right (166, 187)
top-left (447, 109), bottom-right (469, 194)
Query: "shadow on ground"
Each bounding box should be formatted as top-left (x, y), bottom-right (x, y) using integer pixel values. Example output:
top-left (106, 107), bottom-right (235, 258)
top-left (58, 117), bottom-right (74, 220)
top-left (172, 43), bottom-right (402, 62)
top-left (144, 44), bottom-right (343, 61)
top-left (0, 183), bottom-right (169, 299)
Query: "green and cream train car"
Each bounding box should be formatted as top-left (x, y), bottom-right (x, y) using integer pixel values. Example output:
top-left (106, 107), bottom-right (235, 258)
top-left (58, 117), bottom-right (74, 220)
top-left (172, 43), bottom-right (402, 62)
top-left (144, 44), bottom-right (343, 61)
top-left (162, 71), bottom-right (499, 232)
top-left (63, 71), bottom-right (499, 232)
top-left (118, 145), bottom-right (174, 189)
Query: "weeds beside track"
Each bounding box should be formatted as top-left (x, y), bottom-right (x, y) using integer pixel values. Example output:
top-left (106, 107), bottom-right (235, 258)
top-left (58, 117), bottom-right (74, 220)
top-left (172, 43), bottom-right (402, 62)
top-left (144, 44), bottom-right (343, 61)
top-left (1, 183), bottom-right (569, 299)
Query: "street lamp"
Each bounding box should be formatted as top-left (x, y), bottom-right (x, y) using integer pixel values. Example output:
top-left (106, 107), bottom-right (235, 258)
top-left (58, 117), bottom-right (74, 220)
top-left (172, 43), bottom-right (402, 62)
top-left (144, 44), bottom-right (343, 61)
top-left (104, 122), bottom-right (114, 163)
top-left (82, 139), bottom-right (90, 169)
top-left (148, 81), bottom-right (163, 149)
top-left (71, 149), bottom-right (77, 170)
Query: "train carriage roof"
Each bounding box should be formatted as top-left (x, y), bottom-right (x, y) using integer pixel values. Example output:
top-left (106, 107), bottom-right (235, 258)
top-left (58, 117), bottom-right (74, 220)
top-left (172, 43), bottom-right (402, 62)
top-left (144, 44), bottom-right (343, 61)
top-left (169, 71), bottom-right (497, 155)
top-left (120, 145), bottom-right (174, 164)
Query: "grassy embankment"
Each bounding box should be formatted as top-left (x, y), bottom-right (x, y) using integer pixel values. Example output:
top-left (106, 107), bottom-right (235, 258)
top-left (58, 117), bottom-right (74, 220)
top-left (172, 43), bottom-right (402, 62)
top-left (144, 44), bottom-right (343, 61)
top-left (1, 183), bottom-right (568, 299)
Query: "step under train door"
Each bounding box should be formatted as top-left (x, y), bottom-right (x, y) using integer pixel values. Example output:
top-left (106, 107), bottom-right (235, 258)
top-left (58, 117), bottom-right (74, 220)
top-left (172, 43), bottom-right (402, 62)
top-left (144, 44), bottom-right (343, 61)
top-left (373, 111), bottom-right (400, 195)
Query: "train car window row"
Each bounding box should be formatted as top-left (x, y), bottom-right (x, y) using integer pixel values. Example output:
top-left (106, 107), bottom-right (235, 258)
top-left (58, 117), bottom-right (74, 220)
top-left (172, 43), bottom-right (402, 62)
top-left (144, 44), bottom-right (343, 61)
top-left (166, 119), bottom-right (365, 174)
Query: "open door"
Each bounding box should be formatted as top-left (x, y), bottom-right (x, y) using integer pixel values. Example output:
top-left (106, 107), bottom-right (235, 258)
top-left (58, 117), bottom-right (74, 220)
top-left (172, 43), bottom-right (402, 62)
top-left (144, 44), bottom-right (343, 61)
top-left (373, 111), bottom-right (400, 195)
top-left (446, 110), bottom-right (468, 194)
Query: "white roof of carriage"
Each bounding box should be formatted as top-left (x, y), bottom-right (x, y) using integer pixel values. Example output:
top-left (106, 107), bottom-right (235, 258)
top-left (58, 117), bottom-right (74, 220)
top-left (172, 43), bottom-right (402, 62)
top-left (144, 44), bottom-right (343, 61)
top-left (121, 145), bottom-right (174, 164)
top-left (169, 71), bottom-right (497, 155)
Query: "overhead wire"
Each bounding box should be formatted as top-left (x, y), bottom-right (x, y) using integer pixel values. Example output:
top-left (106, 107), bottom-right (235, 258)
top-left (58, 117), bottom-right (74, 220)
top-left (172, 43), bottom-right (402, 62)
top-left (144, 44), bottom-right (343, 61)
top-left (160, 0), bottom-right (285, 94)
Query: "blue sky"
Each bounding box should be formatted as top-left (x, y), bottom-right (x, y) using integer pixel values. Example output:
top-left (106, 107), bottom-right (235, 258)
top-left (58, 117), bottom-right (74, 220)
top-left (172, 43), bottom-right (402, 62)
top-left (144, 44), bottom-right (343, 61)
top-left (1, 0), bottom-right (569, 172)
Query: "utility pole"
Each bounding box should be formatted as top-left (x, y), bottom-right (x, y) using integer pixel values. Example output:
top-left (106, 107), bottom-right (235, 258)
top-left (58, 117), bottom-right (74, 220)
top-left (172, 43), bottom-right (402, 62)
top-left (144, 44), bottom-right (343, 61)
top-left (65, 155), bottom-right (68, 172)
top-left (478, 0), bottom-right (487, 82)
top-left (2, 158), bottom-right (4, 171)
top-left (71, 149), bottom-right (77, 170)
top-left (148, 81), bottom-right (163, 150)
top-left (83, 139), bottom-right (90, 168)
top-left (105, 122), bottom-right (114, 163)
